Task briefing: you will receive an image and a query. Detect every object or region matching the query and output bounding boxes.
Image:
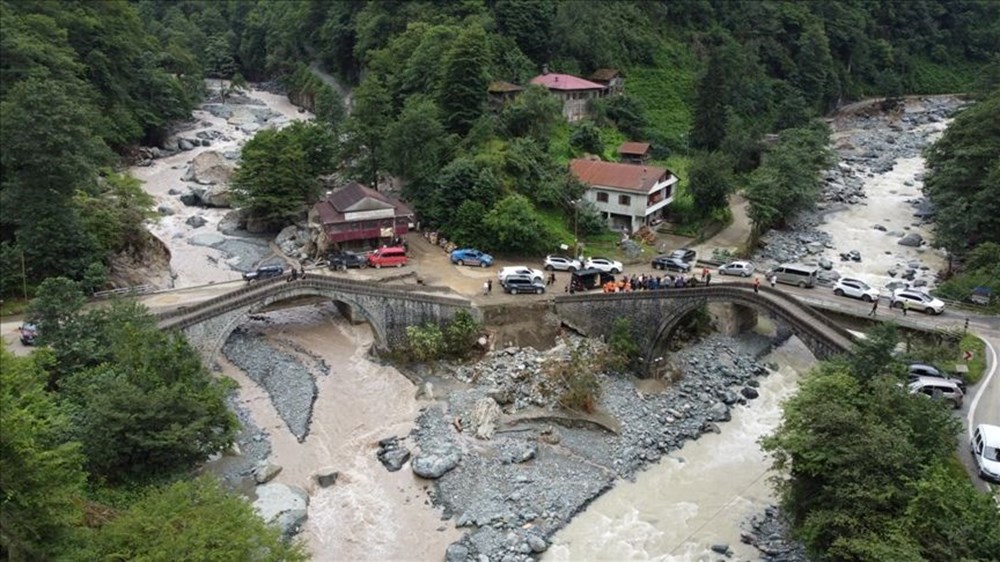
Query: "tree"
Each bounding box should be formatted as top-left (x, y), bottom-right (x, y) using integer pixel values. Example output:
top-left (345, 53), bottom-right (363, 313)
top-left (232, 123), bottom-right (334, 227)
top-left (384, 95), bottom-right (453, 186)
top-left (924, 90), bottom-right (1000, 252)
top-left (690, 46), bottom-right (730, 151)
top-left (425, 157), bottom-right (501, 230)
top-left (439, 26), bottom-right (490, 135)
top-left (569, 122), bottom-right (604, 155)
top-left (82, 476), bottom-right (306, 561)
top-left (0, 347), bottom-right (86, 561)
top-left (483, 194), bottom-right (551, 254)
top-left (26, 277), bottom-right (87, 349)
top-left (493, 0), bottom-right (555, 63)
top-left (794, 22), bottom-right (838, 112)
top-left (604, 317), bottom-right (639, 373)
top-left (687, 151), bottom-right (734, 215)
top-left (59, 306), bottom-right (237, 481)
top-left (499, 85), bottom-right (563, 145)
top-left (340, 74), bottom-right (392, 187)
top-left (593, 95), bottom-right (649, 141)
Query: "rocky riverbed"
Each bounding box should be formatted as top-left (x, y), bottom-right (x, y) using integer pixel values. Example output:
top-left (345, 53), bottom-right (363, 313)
top-left (753, 95), bottom-right (963, 291)
top-left (211, 302), bottom-right (810, 561)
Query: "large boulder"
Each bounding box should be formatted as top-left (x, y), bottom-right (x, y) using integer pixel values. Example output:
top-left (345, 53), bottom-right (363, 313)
top-left (470, 397), bottom-right (501, 440)
top-left (898, 233), bottom-right (923, 247)
top-left (253, 461), bottom-right (282, 484)
top-left (411, 445), bottom-right (462, 479)
top-left (252, 483), bottom-right (308, 538)
top-left (182, 150), bottom-right (235, 186)
top-left (275, 225), bottom-right (310, 255)
top-left (201, 184), bottom-right (233, 208)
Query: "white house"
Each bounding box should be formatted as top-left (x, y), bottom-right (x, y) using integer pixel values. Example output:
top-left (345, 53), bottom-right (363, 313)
top-left (569, 159), bottom-right (678, 232)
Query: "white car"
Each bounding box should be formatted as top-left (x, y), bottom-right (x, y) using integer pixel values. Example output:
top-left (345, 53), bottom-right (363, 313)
top-left (718, 261), bottom-right (755, 277)
top-left (971, 424), bottom-right (1000, 483)
top-left (499, 266), bottom-right (544, 283)
top-left (583, 257), bottom-right (623, 274)
top-left (833, 277), bottom-right (880, 302)
top-left (891, 288), bottom-right (945, 315)
top-left (544, 255), bottom-right (581, 272)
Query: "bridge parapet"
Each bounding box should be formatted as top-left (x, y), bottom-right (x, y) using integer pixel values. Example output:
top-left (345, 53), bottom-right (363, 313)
top-left (555, 283), bottom-right (855, 371)
top-left (156, 274), bottom-right (476, 363)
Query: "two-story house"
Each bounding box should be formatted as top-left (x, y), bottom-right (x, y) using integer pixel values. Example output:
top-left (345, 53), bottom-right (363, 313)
top-left (569, 159), bottom-right (679, 233)
top-left (309, 181), bottom-right (414, 254)
top-left (529, 72), bottom-right (607, 122)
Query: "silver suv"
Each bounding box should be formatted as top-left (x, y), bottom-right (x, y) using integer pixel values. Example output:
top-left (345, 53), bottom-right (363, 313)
top-left (544, 255), bottom-right (581, 272)
top-left (908, 376), bottom-right (964, 409)
top-left (833, 277), bottom-right (880, 302)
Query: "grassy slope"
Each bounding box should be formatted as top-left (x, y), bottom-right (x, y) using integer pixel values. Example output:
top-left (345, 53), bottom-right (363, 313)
top-left (625, 38), bottom-right (698, 150)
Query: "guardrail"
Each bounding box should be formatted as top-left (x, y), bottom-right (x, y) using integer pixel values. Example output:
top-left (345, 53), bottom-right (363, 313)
top-left (93, 284), bottom-right (155, 299)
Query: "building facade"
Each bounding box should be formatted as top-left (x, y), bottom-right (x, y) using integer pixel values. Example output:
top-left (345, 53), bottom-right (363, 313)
top-left (569, 159), bottom-right (679, 232)
top-left (309, 181), bottom-right (414, 254)
top-left (529, 72), bottom-right (607, 122)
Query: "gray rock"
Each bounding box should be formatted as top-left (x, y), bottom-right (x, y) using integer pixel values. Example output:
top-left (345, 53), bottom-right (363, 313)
top-left (898, 233), bottom-right (923, 247)
top-left (873, 224), bottom-right (887, 232)
top-left (710, 543), bottom-right (731, 555)
top-left (178, 138), bottom-right (195, 151)
top-left (912, 279), bottom-right (928, 288)
top-left (818, 257), bottom-right (833, 270)
top-left (185, 215), bottom-right (207, 228)
top-left (707, 401), bottom-right (731, 422)
top-left (314, 468), bottom-right (339, 488)
top-left (189, 232), bottom-right (226, 247)
top-left (253, 462), bottom-right (282, 484)
top-left (179, 192), bottom-right (202, 207)
top-left (503, 440), bottom-right (538, 464)
top-left (252, 483), bottom-right (309, 538)
top-left (527, 534), bottom-right (548, 553)
top-left (446, 542), bottom-right (470, 562)
top-left (168, 188), bottom-right (181, 195)
top-left (157, 204), bottom-right (175, 216)
top-left (741, 386), bottom-right (760, 400)
top-left (182, 150), bottom-right (234, 186)
top-left (377, 437), bottom-right (411, 472)
top-left (201, 184), bottom-right (233, 208)
top-left (412, 445), bottom-right (462, 479)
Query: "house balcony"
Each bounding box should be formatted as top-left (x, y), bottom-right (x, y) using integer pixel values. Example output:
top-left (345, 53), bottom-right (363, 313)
top-left (643, 186), bottom-right (674, 216)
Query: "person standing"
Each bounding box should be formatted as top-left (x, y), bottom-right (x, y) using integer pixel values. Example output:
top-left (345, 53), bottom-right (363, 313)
top-left (487, 278), bottom-right (493, 295)
top-left (753, 276), bottom-right (761, 294)
top-left (869, 297), bottom-right (879, 317)
top-left (769, 273), bottom-right (776, 288)
top-left (901, 298), bottom-right (908, 316)
top-left (705, 272), bottom-right (712, 286)
top-left (482, 281), bottom-right (489, 296)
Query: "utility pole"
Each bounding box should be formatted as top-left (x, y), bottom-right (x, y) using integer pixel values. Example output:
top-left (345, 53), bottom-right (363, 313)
top-left (21, 249), bottom-right (27, 302)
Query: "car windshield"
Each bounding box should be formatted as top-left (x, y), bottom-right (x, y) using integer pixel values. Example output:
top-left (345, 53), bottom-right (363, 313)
top-left (986, 446), bottom-right (1000, 461)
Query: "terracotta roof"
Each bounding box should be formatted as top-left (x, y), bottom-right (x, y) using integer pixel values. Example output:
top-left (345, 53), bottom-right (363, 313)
top-left (569, 159), bottom-right (669, 193)
top-left (488, 80), bottom-right (524, 93)
top-left (314, 182), bottom-right (413, 225)
top-left (617, 142), bottom-right (651, 156)
top-left (589, 68), bottom-right (621, 82)
top-left (530, 73), bottom-right (605, 91)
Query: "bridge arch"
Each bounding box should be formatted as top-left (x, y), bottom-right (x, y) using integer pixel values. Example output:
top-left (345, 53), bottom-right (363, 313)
top-left (554, 283), bottom-right (855, 374)
top-left (156, 275), bottom-right (476, 364)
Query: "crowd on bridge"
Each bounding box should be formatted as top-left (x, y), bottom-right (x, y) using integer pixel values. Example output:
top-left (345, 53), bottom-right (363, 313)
top-left (571, 269), bottom-right (714, 294)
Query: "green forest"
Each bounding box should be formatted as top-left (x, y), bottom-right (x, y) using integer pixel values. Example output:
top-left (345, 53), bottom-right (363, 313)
top-left (1, 1), bottom-right (999, 560)
top-left (2, 0), bottom-right (999, 300)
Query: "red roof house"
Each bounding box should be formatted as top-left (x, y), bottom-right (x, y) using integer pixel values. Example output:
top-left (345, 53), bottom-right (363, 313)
top-left (309, 182), bottom-right (414, 251)
top-left (569, 159), bottom-right (679, 232)
top-left (529, 71), bottom-right (607, 122)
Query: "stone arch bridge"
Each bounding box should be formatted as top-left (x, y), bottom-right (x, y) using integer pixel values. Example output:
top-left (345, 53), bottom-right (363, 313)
top-left (555, 283), bottom-right (856, 371)
top-left (156, 274), bottom-right (476, 363)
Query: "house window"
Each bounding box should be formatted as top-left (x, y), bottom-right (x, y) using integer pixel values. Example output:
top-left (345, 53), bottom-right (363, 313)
top-left (596, 192), bottom-right (609, 203)
top-left (618, 195), bottom-right (631, 206)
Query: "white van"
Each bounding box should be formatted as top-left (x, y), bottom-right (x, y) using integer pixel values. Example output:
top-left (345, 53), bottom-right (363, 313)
top-left (971, 424), bottom-right (1000, 482)
top-left (771, 263), bottom-right (819, 288)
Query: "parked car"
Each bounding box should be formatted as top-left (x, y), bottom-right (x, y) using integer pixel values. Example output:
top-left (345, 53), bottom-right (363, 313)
top-left (499, 266), bottom-right (544, 283)
top-left (502, 275), bottom-right (545, 295)
top-left (891, 288), bottom-right (945, 315)
top-left (970, 424), bottom-right (1000, 483)
top-left (770, 263), bottom-right (819, 288)
top-left (718, 261), bottom-right (755, 277)
top-left (327, 251), bottom-right (368, 270)
top-left (651, 255), bottom-right (692, 273)
top-left (368, 246), bottom-right (408, 269)
top-left (583, 257), bottom-right (623, 274)
top-left (243, 264), bottom-right (285, 282)
top-left (907, 363), bottom-right (966, 392)
top-left (907, 376), bottom-right (964, 409)
top-left (544, 255), bottom-right (581, 272)
top-left (833, 277), bottom-right (880, 302)
top-left (669, 248), bottom-right (697, 262)
top-left (450, 248), bottom-right (494, 267)
top-left (19, 323), bottom-right (38, 346)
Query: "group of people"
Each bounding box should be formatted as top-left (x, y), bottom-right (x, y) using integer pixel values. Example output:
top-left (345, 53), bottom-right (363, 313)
top-left (286, 265), bottom-right (307, 282)
top-left (597, 271), bottom-right (709, 293)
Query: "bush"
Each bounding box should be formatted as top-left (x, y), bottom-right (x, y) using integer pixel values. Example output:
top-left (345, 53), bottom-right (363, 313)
top-left (604, 317), bottom-right (640, 373)
top-left (546, 341), bottom-right (601, 413)
top-left (403, 310), bottom-right (483, 362)
top-left (404, 323), bottom-right (445, 362)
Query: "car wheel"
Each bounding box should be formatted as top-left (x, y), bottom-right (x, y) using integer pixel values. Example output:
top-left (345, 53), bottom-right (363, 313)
top-left (893, 301), bottom-right (902, 309)
top-left (375, 263), bottom-right (382, 269)
top-left (834, 289), bottom-right (845, 297)
top-left (743, 271), bottom-right (750, 277)
top-left (925, 306), bottom-right (934, 314)
top-left (568, 266), bottom-right (576, 272)
top-left (545, 265), bottom-right (554, 271)
top-left (862, 294), bottom-right (872, 302)
top-left (533, 277), bottom-right (542, 284)
top-left (480, 262), bottom-right (488, 268)
top-left (397, 262), bottom-right (403, 268)
top-left (360, 263), bottom-right (367, 269)
top-left (536, 288), bottom-right (543, 294)
top-left (797, 281), bottom-right (806, 288)
top-left (510, 288), bottom-right (518, 295)
top-left (457, 260), bottom-right (465, 267)
top-left (611, 268), bottom-right (620, 274)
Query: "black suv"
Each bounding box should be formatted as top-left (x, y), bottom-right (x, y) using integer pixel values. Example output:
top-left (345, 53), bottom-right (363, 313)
top-left (243, 264), bottom-right (284, 282)
top-left (670, 248), bottom-right (696, 262)
top-left (502, 275), bottom-right (546, 295)
top-left (652, 255), bottom-right (692, 272)
top-left (328, 251), bottom-right (368, 271)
